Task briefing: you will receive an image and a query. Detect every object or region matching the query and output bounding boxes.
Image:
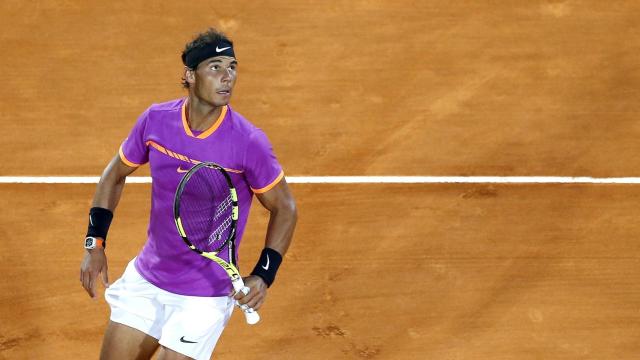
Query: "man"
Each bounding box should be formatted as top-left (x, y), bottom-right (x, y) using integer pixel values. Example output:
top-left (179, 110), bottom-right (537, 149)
top-left (79, 28), bottom-right (297, 360)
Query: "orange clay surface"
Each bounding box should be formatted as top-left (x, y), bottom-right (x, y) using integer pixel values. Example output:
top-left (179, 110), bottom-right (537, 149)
top-left (2, 184), bottom-right (640, 359)
top-left (2, 1), bottom-right (640, 359)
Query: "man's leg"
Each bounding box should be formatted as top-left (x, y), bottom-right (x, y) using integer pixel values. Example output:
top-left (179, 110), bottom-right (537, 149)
top-left (157, 346), bottom-right (196, 360)
top-left (100, 321), bottom-right (160, 360)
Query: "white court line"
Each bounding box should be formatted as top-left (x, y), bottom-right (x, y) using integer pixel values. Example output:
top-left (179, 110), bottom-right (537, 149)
top-left (1, 176), bottom-right (640, 184)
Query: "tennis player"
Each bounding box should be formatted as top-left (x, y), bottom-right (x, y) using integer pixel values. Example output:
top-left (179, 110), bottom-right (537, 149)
top-left (79, 28), bottom-right (298, 360)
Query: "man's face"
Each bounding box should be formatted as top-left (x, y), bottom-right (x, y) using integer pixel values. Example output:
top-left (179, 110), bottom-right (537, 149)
top-left (189, 56), bottom-right (237, 106)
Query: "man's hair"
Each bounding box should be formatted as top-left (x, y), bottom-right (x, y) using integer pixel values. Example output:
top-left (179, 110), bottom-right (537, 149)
top-left (181, 28), bottom-right (233, 88)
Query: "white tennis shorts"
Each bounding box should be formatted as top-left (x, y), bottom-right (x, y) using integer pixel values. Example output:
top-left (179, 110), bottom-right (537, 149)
top-left (105, 259), bottom-right (234, 360)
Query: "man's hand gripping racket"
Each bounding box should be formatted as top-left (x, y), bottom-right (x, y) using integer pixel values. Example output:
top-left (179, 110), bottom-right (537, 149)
top-left (173, 162), bottom-right (260, 325)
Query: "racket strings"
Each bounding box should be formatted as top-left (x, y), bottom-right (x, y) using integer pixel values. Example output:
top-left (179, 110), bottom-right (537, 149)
top-left (208, 215), bottom-right (233, 245)
top-left (213, 194), bottom-right (233, 221)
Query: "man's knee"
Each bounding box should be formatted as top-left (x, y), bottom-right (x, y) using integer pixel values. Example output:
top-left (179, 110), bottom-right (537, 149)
top-left (100, 321), bottom-right (159, 360)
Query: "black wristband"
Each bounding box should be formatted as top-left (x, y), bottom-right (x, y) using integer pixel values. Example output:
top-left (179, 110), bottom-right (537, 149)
top-left (250, 248), bottom-right (283, 287)
top-left (86, 207), bottom-right (114, 246)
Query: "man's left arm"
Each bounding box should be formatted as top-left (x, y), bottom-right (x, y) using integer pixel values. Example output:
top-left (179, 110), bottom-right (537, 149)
top-left (235, 178), bottom-right (298, 311)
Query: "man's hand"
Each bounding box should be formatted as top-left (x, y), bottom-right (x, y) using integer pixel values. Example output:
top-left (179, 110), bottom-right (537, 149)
top-left (234, 275), bottom-right (268, 311)
top-left (80, 248), bottom-right (109, 298)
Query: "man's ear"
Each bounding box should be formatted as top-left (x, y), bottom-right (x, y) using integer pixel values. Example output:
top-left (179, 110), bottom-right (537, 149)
top-left (184, 67), bottom-right (195, 85)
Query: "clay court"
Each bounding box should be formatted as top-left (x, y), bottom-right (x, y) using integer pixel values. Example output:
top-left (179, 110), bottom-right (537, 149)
top-left (2, 1), bottom-right (640, 359)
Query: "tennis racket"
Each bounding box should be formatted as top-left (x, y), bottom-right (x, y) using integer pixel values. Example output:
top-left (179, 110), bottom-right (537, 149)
top-left (173, 162), bottom-right (260, 325)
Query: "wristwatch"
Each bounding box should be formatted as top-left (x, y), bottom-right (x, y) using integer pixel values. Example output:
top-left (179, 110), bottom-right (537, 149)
top-left (84, 236), bottom-right (104, 250)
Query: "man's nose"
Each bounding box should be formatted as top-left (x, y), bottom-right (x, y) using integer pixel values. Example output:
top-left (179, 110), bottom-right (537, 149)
top-left (221, 67), bottom-right (233, 82)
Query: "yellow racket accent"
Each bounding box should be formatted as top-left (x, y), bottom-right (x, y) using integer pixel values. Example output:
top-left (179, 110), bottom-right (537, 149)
top-left (200, 251), bottom-right (241, 278)
top-left (176, 217), bottom-right (186, 237)
top-left (230, 189), bottom-right (239, 220)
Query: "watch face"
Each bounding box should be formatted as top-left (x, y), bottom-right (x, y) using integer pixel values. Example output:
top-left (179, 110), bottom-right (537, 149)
top-left (85, 237), bottom-right (95, 248)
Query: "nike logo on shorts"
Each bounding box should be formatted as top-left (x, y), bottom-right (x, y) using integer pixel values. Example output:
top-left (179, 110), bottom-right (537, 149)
top-left (180, 336), bottom-right (197, 344)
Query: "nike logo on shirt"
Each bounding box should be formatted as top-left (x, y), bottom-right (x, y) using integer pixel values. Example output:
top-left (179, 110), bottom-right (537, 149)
top-left (177, 166), bottom-right (189, 173)
top-left (262, 254), bottom-right (270, 270)
top-left (180, 336), bottom-right (197, 344)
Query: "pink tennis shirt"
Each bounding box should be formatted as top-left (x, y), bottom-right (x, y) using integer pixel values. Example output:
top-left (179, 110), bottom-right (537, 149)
top-left (119, 98), bottom-right (284, 296)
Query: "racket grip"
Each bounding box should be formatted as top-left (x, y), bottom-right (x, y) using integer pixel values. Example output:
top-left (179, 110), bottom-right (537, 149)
top-left (245, 308), bottom-right (261, 325)
top-left (231, 278), bottom-right (261, 325)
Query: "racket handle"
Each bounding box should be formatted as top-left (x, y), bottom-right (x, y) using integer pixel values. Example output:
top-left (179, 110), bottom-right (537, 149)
top-left (244, 307), bottom-right (261, 325)
top-left (231, 278), bottom-right (261, 325)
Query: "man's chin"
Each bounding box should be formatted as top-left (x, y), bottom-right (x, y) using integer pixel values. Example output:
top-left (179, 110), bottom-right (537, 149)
top-left (214, 92), bottom-right (232, 105)
top-left (202, 98), bottom-right (230, 108)
top-left (213, 98), bottom-right (231, 107)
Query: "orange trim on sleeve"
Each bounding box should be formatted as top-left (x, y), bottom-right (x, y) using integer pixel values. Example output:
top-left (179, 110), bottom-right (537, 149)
top-left (119, 145), bottom-right (143, 167)
top-left (251, 170), bottom-right (285, 194)
top-left (182, 101), bottom-right (228, 139)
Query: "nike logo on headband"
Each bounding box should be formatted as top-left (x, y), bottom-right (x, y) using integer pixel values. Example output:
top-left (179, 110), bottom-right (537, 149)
top-left (216, 46), bottom-right (231, 52)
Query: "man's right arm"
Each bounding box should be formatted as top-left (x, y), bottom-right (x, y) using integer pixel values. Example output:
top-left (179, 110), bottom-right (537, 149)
top-left (79, 155), bottom-right (138, 298)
